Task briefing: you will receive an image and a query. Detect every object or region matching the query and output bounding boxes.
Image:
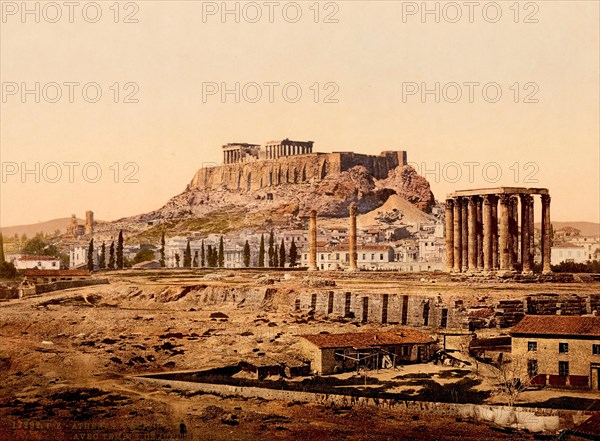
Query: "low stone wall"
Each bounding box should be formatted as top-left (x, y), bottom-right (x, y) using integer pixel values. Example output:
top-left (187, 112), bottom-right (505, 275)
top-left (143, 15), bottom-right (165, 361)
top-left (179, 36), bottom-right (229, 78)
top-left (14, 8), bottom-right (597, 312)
top-left (135, 377), bottom-right (592, 433)
top-left (31, 279), bottom-right (109, 296)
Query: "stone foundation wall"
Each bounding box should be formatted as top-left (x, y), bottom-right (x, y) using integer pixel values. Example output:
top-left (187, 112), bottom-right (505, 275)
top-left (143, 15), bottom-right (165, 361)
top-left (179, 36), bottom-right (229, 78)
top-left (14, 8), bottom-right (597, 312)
top-left (189, 151), bottom-right (407, 191)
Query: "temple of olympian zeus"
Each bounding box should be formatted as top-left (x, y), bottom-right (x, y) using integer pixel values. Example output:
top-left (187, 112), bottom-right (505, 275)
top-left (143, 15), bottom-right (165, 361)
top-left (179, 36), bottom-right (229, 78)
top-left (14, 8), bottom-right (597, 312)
top-left (445, 187), bottom-right (552, 275)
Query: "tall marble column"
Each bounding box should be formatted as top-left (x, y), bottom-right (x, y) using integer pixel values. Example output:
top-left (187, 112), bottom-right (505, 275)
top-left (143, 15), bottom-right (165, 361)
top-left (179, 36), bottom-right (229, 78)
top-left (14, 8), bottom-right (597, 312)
top-left (491, 199), bottom-right (499, 270)
top-left (349, 204), bottom-right (358, 271)
top-left (461, 198), bottom-right (468, 272)
top-left (445, 199), bottom-right (454, 272)
top-left (521, 194), bottom-right (532, 274)
top-left (453, 198), bottom-right (462, 273)
top-left (510, 198), bottom-right (519, 270)
top-left (476, 197), bottom-right (484, 270)
top-left (498, 194), bottom-right (511, 271)
top-left (528, 195), bottom-right (535, 272)
top-left (468, 197), bottom-right (478, 271)
top-left (483, 195), bottom-right (494, 272)
top-left (308, 210), bottom-right (318, 271)
top-left (541, 194), bottom-right (552, 274)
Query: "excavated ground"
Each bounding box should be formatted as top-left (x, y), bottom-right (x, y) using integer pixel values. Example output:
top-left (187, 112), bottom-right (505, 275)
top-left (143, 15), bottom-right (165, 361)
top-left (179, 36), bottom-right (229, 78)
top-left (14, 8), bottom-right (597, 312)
top-left (1, 270), bottom-right (598, 440)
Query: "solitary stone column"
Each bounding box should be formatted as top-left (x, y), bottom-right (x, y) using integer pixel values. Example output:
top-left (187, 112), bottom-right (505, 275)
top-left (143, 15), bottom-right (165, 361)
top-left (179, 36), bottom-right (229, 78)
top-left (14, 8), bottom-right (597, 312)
top-left (349, 204), bottom-right (358, 271)
top-left (445, 199), bottom-right (454, 272)
top-left (308, 210), bottom-right (318, 271)
top-left (521, 194), bottom-right (532, 274)
top-left (476, 197), bottom-right (483, 270)
top-left (461, 199), bottom-right (468, 272)
top-left (453, 198), bottom-right (462, 272)
top-left (541, 194), bottom-right (552, 274)
top-left (468, 197), bottom-right (478, 271)
top-left (498, 194), bottom-right (511, 272)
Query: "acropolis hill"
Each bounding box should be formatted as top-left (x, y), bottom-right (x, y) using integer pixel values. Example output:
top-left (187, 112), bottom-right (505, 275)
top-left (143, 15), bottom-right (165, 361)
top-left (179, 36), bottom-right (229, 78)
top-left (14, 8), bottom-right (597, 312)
top-left (189, 139), bottom-right (409, 192)
top-left (118, 138), bottom-right (435, 238)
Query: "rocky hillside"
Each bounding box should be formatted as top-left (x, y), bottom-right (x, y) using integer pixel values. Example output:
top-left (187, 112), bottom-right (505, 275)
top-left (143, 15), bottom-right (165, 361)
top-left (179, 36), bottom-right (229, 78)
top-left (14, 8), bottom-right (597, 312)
top-left (97, 163), bottom-right (434, 240)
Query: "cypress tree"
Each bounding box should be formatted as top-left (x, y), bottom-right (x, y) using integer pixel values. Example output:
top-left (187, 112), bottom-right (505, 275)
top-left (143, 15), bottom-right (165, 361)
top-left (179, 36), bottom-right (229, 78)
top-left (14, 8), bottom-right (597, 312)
top-left (175, 252), bottom-right (180, 268)
top-left (268, 230), bottom-right (275, 267)
top-left (183, 240), bottom-right (192, 268)
top-left (207, 245), bottom-right (213, 267)
top-left (273, 245), bottom-right (279, 268)
top-left (193, 251), bottom-right (198, 267)
top-left (289, 238), bottom-right (298, 268)
top-left (0, 234), bottom-right (5, 263)
top-left (201, 240), bottom-right (205, 267)
top-left (243, 240), bottom-right (251, 267)
top-left (99, 242), bottom-right (106, 269)
top-left (159, 232), bottom-right (166, 267)
top-left (108, 241), bottom-right (115, 269)
top-left (218, 236), bottom-right (224, 267)
top-left (258, 234), bottom-right (265, 267)
top-left (116, 230), bottom-right (124, 269)
top-left (87, 238), bottom-right (94, 271)
top-left (279, 239), bottom-right (286, 268)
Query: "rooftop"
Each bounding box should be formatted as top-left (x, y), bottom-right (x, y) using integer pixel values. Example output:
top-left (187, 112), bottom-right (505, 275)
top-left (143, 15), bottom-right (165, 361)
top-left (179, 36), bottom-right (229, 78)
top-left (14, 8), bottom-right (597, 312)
top-left (21, 269), bottom-right (91, 277)
top-left (511, 315), bottom-right (600, 337)
top-left (17, 255), bottom-right (60, 261)
top-left (301, 329), bottom-right (434, 350)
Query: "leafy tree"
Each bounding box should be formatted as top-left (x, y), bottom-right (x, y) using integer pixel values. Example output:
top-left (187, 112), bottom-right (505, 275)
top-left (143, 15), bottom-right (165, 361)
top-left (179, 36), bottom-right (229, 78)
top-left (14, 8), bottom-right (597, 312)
top-left (183, 240), bottom-right (192, 268)
top-left (22, 234), bottom-right (59, 257)
top-left (99, 242), bottom-right (106, 269)
top-left (279, 239), bottom-right (286, 268)
top-left (258, 234), bottom-right (265, 268)
top-left (218, 236), bottom-right (224, 267)
top-left (268, 230), bottom-right (275, 267)
top-left (133, 248), bottom-right (155, 265)
top-left (116, 230), bottom-right (124, 269)
top-left (289, 238), bottom-right (298, 268)
top-left (243, 240), bottom-right (251, 268)
top-left (87, 239), bottom-right (95, 271)
top-left (159, 232), bottom-right (166, 267)
top-left (108, 242), bottom-right (115, 269)
top-left (175, 252), bottom-right (180, 268)
top-left (0, 261), bottom-right (17, 279)
top-left (201, 240), bottom-right (205, 267)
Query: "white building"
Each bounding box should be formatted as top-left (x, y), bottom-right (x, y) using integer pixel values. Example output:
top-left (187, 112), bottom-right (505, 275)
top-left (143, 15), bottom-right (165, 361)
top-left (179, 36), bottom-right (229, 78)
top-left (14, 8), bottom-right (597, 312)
top-left (302, 244), bottom-right (395, 270)
top-left (14, 255), bottom-right (60, 270)
top-left (417, 238), bottom-right (445, 262)
top-left (69, 245), bottom-right (100, 269)
top-left (551, 243), bottom-right (588, 264)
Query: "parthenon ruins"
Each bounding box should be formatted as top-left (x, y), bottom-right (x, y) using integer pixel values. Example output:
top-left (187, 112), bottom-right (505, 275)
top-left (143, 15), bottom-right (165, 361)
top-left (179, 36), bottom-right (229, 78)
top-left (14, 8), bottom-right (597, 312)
top-left (445, 187), bottom-right (551, 275)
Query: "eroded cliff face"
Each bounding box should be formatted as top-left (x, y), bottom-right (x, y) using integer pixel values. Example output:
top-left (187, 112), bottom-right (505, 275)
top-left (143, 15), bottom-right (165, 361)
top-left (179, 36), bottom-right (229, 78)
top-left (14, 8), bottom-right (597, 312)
top-left (136, 162), bottom-right (435, 225)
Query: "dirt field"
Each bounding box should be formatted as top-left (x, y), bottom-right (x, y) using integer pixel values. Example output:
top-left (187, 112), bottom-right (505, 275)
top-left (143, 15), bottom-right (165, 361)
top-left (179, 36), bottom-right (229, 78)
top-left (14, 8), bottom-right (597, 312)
top-left (1, 270), bottom-right (597, 440)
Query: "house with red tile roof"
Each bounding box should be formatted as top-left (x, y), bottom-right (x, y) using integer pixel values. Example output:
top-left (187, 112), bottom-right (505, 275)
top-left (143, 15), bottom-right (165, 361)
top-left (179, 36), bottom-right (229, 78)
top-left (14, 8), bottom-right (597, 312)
top-left (510, 315), bottom-right (600, 391)
top-left (300, 328), bottom-right (435, 374)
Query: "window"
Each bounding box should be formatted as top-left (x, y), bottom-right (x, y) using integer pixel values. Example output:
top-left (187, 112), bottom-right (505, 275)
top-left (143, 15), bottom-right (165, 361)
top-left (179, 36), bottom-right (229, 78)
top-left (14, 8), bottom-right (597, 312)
top-left (593, 344), bottom-right (600, 355)
top-left (559, 343), bottom-right (569, 354)
top-left (528, 341), bottom-right (538, 352)
top-left (380, 253), bottom-right (384, 260)
top-left (527, 359), bottom-right (538, 377)
top-left (401, 346), bottom-right (409, 356)
top-left (558, 361), bottom-right (569, 376)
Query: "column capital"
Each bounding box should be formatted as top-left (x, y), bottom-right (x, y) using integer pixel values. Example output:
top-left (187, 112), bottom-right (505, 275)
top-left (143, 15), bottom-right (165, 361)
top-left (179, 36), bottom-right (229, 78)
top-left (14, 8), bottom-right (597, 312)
top-left (483, 194), bottom-right (497, 205)
top-left (446, 199), bottom-right (454, 209)
top-left (349, 204), bottom-right (357, 216)
top-left (499, 193), bottom-right (512, 204)
top-left (541, 194), bottom-right (551, 204)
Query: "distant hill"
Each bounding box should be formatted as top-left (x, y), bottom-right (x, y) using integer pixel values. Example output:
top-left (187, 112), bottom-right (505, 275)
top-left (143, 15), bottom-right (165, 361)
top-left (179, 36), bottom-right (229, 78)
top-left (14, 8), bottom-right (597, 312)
top-left (1, 218), bottom-right (82, 238)
top-left (535, 221), bottom-right (600, 237)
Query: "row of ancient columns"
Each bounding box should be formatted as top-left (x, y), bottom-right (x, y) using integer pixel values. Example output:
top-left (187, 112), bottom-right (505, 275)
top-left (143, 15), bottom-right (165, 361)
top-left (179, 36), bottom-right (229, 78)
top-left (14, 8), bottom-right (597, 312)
top-left (266, 143), bottom-right (310, 159)
top-left (224, 149), bottom-right (242, 164)
top-left (445, 193), bottom-right (551, 274)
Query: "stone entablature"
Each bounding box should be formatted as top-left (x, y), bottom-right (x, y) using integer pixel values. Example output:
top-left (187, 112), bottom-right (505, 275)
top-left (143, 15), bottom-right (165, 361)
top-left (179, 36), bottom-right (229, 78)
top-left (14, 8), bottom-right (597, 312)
top-left (445, 187), bottom-right (551, 275)
top-left (191, 147), bottom-right (407, 192)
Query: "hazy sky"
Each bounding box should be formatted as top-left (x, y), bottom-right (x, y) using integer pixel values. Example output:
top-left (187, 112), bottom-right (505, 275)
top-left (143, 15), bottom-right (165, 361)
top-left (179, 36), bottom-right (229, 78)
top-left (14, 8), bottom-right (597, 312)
top-left (1, 0), bottom-right (598, 226)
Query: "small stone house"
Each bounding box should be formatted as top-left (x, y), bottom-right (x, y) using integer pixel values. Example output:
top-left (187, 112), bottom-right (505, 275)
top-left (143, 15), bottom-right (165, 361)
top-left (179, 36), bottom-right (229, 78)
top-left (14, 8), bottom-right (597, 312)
top-left (300, 328), bottom-right (435, 375)
top-left (511, 315), bottom-right (600, 390)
